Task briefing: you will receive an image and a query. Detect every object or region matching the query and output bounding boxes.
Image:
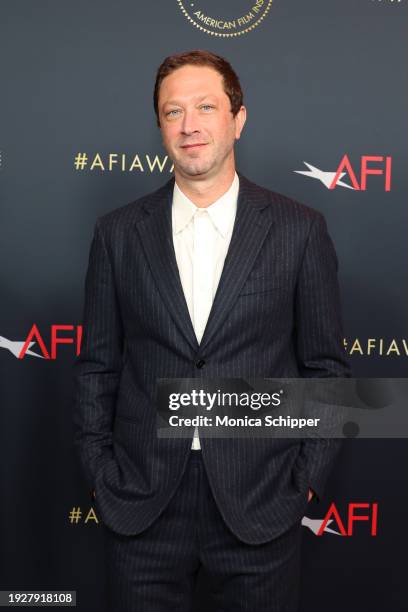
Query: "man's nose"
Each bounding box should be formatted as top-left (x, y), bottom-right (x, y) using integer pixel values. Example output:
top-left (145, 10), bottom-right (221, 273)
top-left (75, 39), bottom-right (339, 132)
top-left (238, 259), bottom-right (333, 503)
top-left (180, 108), bottom-right (200, 135)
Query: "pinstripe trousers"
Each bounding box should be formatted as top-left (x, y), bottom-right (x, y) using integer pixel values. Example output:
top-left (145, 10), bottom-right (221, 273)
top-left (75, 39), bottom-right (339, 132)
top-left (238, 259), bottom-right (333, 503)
top-left (101, 449), bottom-right (302, 611)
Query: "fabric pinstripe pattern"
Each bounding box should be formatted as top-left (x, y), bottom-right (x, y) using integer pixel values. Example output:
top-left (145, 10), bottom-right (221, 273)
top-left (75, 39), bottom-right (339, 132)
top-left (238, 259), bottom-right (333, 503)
top-left (102, 450), bottom-right (301, 611)
top-left (73, 172), bottom-right (351, 545)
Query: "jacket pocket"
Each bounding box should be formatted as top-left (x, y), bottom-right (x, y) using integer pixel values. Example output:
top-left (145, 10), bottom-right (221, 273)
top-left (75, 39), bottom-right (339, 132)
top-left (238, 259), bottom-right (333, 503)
top-left (238, 276), bottom-right (284, 296)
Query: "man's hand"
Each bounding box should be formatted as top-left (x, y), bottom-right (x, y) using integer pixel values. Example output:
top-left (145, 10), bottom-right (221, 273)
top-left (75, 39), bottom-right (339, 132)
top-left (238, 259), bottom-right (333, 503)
top-left (308, 488), bottom-right (314, 502)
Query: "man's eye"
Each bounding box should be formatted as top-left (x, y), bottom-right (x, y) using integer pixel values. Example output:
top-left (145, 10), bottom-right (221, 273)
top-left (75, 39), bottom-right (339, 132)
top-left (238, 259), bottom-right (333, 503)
top-left (166, 109), bottom-right (181, 117)
top-left (200, 105), bottom-right (214, 111)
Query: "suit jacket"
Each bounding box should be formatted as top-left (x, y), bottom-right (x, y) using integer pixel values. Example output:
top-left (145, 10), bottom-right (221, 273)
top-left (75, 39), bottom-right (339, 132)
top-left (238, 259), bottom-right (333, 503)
top-left (73, 172), bottom-right (351, 545)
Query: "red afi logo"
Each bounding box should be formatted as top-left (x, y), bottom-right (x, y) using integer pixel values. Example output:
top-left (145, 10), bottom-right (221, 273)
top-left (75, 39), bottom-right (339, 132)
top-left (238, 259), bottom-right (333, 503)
top-left (295, 155), bottom-right (392, 191)
top-left (18, 324), bottom-right (83, 359)
top-left (318, 502), bottom-right (378, 536)
top-left (331, 155), bottom-right (391, 191)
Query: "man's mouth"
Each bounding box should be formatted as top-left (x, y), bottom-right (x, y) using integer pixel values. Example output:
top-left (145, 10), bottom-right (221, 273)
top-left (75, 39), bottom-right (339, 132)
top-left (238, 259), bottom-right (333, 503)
top-left (180, 143), bottom-right (207, 150)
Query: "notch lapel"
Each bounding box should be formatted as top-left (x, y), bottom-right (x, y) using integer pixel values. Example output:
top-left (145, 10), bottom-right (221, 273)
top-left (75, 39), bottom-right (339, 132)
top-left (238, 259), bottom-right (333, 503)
top-left (135, 179), bottom-right (199, 353)
top-left (198, 174), bottom-right (273, 352)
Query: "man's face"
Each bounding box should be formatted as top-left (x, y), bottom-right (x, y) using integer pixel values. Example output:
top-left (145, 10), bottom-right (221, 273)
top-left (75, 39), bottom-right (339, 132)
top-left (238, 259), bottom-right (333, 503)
top-left (158, 64), bottom-right (246, 180)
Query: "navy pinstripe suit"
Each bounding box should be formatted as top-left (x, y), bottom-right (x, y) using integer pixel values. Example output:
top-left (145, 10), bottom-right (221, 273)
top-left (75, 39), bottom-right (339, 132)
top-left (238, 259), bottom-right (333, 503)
top-left (73, 173), bottom-right (350, 609)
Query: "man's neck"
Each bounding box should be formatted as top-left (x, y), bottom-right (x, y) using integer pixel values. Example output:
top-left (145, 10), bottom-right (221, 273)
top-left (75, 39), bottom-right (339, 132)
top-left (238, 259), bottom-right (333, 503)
top-left (174, 165), bottom-right (236, 208)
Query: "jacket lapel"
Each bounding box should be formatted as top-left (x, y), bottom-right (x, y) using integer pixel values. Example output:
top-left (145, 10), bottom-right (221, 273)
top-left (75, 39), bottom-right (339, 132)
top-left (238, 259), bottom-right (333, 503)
top-left (134, 173), bottom-right (274, 354)
top-left (198, 173), bottom-right (273, 352)
top-left (135, 179), bottom-right (199, 352)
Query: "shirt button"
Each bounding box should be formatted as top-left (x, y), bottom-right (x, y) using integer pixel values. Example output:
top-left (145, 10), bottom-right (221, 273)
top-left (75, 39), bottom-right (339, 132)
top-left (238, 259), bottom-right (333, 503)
top-left (195, 359), bottom-right (206, 369)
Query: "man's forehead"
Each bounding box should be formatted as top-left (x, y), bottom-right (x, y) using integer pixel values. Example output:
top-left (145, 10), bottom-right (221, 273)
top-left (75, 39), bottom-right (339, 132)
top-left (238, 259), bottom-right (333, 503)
top-left (160, 66), bottom-right (224, 93)
top-left (162, 93), bottom-right (219, 106)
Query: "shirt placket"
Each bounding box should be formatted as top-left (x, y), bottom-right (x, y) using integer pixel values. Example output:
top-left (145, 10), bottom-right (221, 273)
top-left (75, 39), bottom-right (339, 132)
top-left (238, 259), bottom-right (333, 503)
top-left (192, 209), bottom-right (214, 449)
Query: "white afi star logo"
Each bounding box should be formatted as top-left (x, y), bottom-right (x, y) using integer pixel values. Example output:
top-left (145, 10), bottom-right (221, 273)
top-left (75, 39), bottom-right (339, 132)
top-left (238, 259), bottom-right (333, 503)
top-left (302, 516), bottom-right (342, 536)
top-left (0, 335), bottom-right (44, 358)
top-left (294, 162), bottom-right (355, 190)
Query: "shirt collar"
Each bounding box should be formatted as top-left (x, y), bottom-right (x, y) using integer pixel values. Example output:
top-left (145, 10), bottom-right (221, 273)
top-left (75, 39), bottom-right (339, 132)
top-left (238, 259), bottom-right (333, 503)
top-left (172, 172), bottom-right (239, 238)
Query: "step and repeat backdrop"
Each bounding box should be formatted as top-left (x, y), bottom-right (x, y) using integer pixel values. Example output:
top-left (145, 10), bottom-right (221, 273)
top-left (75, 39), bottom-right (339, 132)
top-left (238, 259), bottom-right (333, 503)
top-left (1, 1), bottom-right (407, 610)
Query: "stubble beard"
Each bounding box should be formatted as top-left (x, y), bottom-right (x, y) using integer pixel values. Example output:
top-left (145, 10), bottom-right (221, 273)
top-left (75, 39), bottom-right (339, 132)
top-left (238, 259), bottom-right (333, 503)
top-left (175, 156), bottom-right (214, 177)
top-left (173, 141), bottom-right (233, 179)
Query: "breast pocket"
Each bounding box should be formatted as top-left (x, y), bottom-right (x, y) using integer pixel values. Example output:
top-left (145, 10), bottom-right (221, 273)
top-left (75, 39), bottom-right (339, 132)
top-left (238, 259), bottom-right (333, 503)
top-left (238, 275), bottom-right (285, 296)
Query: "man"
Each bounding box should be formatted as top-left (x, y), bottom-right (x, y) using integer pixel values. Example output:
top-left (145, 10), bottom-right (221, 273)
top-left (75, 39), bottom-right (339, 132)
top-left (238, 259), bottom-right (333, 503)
top-left (73, 50), bottom-right (350, 611)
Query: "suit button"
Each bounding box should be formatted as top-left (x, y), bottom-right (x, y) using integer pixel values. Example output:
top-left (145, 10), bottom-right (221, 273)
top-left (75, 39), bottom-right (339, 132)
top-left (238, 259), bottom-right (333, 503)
top-left (195, 359), bottom-right (206, 369)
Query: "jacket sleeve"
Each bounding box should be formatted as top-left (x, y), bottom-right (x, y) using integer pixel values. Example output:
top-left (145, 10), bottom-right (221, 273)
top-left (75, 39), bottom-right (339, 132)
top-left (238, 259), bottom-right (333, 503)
top-left (72, 219), bottom-right (124, 498)
top-left (294, 212), bottom-right (351, 502)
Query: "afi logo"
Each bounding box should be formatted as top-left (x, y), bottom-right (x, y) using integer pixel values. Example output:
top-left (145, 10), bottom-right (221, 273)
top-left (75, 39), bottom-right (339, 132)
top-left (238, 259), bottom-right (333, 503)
top-left (303, 502), bottom-right (378, 536)
top-left (0, 325), bottom-right (83, 359)
top-left (295, 155), bottom-right (392, 191)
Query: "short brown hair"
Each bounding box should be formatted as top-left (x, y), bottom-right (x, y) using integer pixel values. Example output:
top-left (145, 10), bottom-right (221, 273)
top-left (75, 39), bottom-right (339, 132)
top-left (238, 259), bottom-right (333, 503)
top-left (153, 49), bottom-right (243, 127)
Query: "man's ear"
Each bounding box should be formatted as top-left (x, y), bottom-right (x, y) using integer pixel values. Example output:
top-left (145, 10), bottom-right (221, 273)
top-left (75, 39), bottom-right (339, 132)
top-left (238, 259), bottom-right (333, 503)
top-left (234, 105), bottom-right (247, 140)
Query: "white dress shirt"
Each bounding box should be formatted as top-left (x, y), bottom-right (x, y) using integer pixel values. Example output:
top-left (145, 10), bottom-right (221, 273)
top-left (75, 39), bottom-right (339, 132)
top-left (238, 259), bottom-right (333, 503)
top-left (172, 172), bottom-right (240, 449)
